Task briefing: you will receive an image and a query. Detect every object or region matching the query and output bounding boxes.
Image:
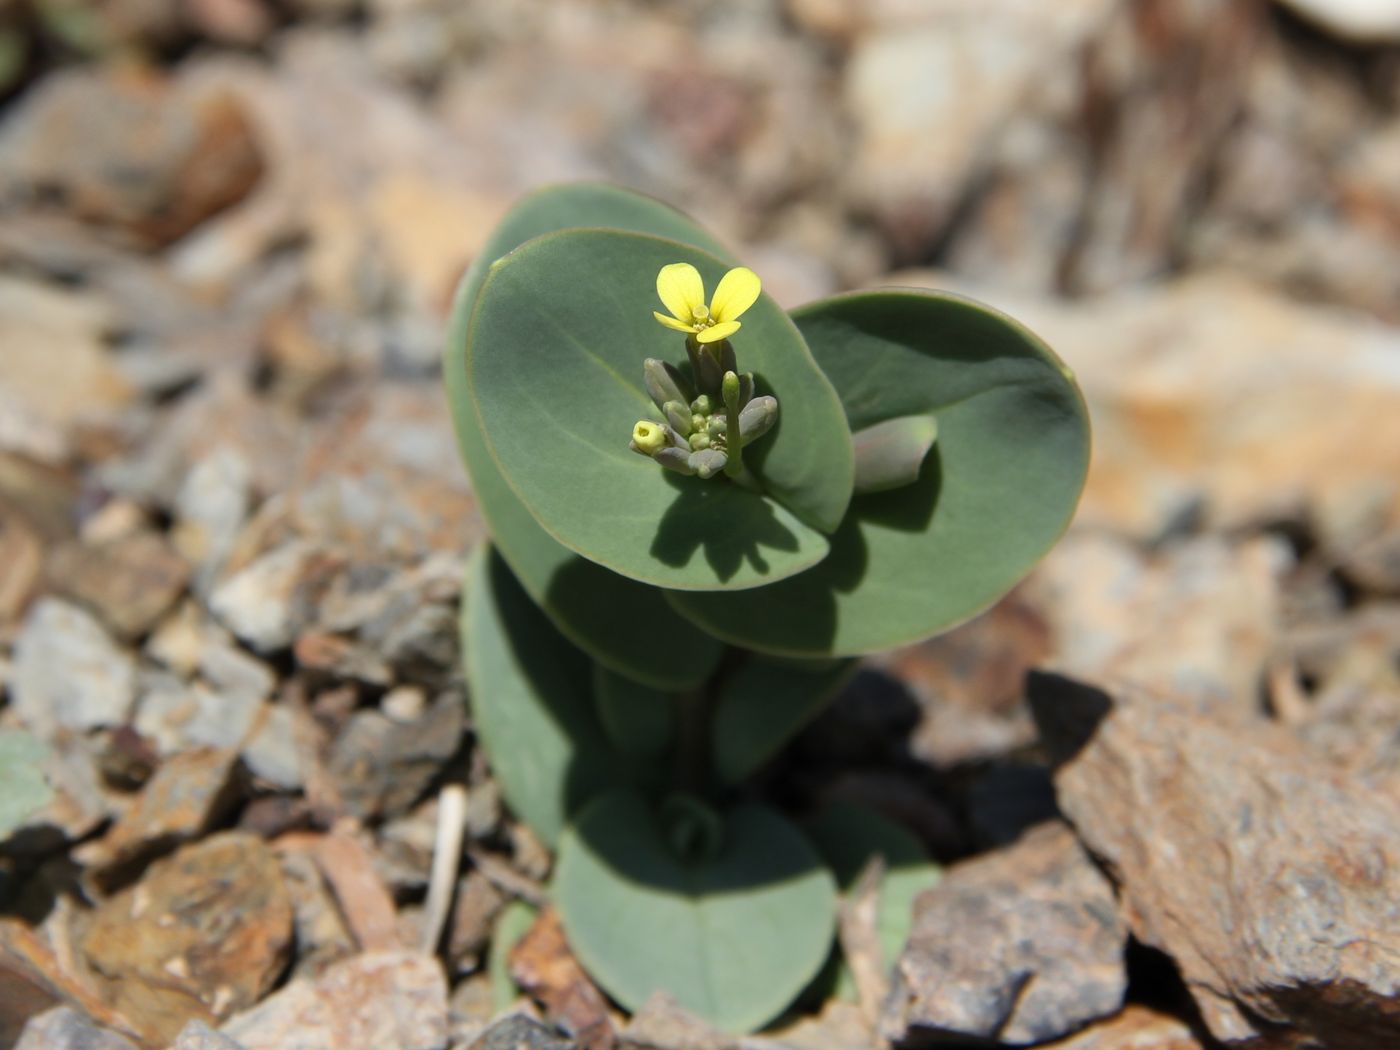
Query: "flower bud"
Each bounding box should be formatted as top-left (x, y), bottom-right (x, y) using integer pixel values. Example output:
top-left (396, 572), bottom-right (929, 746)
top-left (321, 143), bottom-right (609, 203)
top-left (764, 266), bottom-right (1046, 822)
top-left (663, 401), bottom-right (692, 437)
top-left (722, 371), bottom-right (740, 412)
top-left (688, 340), bottom-right (723, 400)
top-left (689, 431), bottom-right (711, 451)
top-left (738, 395), bottom-right (778, 442)
top-left (644, 359), bottom-right (693, 411)
top-left (653, 447), bottom-right (696, 475)
top-left (690, 395), bottom-right (713, 416)
top-left (632, 420), bottom-right (668, 455)
top-left (707, 416), bottom-right (727, 439)
top-left (688, 448), bottom-right (728, 479)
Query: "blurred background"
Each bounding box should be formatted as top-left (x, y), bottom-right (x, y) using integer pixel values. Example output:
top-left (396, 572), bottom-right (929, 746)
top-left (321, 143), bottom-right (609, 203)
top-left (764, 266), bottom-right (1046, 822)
top-left (3, 1), bottom-right (1400, 1044)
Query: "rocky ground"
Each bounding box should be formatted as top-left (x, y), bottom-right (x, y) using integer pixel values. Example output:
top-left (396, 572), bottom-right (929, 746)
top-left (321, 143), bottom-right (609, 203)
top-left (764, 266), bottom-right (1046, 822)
top-left (2, 0), bottom-right (1400, 1048)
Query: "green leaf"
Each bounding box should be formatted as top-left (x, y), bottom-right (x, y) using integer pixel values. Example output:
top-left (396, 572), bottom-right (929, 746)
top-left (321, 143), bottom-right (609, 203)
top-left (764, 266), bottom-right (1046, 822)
top-left (0, 730), bottom-right (51, 840)
top-left (852, 415), bottom-right (938, 494)
top-left (488, 900), bottom-right (539, 1012)
top-left (804, 803), bottom-right (942, 982)
top-left (555, 789), bottom-right (837, 1033)
top-left (464, 229), bottom-right (853, 590)
top-left (445, 186), bottom-right (726, 689)
top-left (461, 543), bottom-right (622, 847)
top-left (668, 289), bottom-right (1090, 656)
top-left (454, 184), bottom-right (732, 323)
top-left (592, 664), bottom-right (676, 760)
top-left (712, 656), bottom-right (856, 784)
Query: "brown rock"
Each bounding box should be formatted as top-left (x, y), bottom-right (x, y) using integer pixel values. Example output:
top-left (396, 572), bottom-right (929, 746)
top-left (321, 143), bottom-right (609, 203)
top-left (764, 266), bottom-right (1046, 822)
top-left (466, 1014), bottom-right (573, 1050)
top-left (621, 993), bottom-right (738, 1050)
top-left (1030, 673), bottom-right (1400, 1046)
top-left (294, 631), bottom-right (393, 687)
top-left (312, 831), bottom-right (401, 952)
top-left (1035, 1005), bottom-right (1204, 1049)
top-left (0, 503), bottom-right (44, 631)
top-left (210, 539), bottom-right (346, 653)
top-left (446, 973), bottom-right (496, 1043)
top-left (1187, 31), bottom-right (1400, 321)
top-left (881, 822), bottom-right (1127, 1045)
top-left (945, 0), bottom-right (1264, 293)
top-left (0, 67), bottom-right (263, 247)
top-left (11, 597), bottom-right (137, 737)
top-left (446, 871), bottom-right (508, 970)
top-left (0, 920), bottom-right (137, 1047)
top-left (0, 276), bottom-right (131, 451)
top-left (286, 384), bottom-right (480, 563)
top-left (1343, 529), bottom-right (1400, 595)
top-left (1284, 604), bottom-right (1400, 795)
top-left (842, 0), bottom-right (1118, 262)
top-left (81, 832), bottom-right (293, 1044)
top-left (0, 449), bottom-right (78, 546)
top-left (102, 374), bottom-right (294, 534)
top-left (761, 999), bottom-right (876, 1050)
top-left (13, 1005), bottom-right (141, 1050)
top-left (327, 691), bottom-right (465, 821)
top-left (219, 950), bottom-right (447, 1050)
top-left (170, 1019), bottom-right (250, 1048)
top-left (93, 747), bottom-right (241, 875)
top-left (510, 907), bottom-right (613, 1044)
top-left (274, 845), bottom-right (357, 980)
top-left (1027, 533), bottom-right (1286, 721)
top-left (48, 529), bottom-right (191, 641)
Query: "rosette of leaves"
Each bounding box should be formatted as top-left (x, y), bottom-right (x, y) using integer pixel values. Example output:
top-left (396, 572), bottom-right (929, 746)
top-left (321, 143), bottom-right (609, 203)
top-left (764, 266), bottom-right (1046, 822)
top-left (446, 183), bottom-right (1089, 1032)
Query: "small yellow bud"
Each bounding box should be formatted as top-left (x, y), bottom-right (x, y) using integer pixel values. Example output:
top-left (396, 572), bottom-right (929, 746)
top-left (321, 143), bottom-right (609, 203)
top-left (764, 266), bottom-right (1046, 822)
top-left (632, 421), bottom-right (667, 455)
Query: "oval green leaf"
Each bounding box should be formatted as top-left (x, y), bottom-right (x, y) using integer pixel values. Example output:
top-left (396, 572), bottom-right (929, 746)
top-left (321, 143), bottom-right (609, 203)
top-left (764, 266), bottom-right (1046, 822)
top-left (667, 289), bottom-right (1090, 656)
top-left (592, 664), bottom-right (676, 761)
top-left (465, 229), bottom-right (853, 590)
top-left (461, 543), bottom-right (622, 847)
top-left (445, 185), bottom-right (727, 688)
top-left (555, 788), bottom-right (837, 1033)
top-left (712, 656), bottom-right (856, 785)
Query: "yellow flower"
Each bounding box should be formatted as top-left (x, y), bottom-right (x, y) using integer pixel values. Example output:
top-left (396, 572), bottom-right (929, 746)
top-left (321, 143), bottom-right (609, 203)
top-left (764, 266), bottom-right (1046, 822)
top-left (652, 263), bottom-right (761, 344)
top-left (632, 420), bottom-right (668, 455)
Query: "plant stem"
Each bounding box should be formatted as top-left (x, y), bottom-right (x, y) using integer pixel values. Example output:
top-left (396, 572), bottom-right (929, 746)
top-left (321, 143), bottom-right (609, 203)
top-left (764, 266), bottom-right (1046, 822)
top-left (674, 687), bottom-right (712, 795)
top-left (722, 370), bottom-right (743, 478)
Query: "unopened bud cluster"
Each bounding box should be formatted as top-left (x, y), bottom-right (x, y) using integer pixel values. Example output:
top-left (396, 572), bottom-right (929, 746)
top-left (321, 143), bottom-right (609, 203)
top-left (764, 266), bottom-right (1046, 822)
top-left (630, 341), bottom-right (777, 480)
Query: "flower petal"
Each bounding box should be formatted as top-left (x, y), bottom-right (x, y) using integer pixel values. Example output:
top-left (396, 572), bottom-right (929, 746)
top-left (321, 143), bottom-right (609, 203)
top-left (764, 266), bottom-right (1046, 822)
top-left (653, 311), bottom-right (697, 333)
top-left (695, 320), bottom-right (741, 343)
top-left (709, 267), bottom-right (761, 323)
top-left (656, 263), bottom-right (705, 322)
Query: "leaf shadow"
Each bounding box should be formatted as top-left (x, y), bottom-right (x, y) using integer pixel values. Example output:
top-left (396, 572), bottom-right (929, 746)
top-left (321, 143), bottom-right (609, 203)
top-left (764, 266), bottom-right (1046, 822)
top-left (845, 443), bottom-right (941, 539)
top-left (649, 474), bottom-right (801, 584)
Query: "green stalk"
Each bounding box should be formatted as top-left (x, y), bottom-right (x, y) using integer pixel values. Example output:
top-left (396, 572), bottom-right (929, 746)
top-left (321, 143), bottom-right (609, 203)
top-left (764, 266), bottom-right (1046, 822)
top-left (721, 369), bottom-right (743, 478)
top-left (673, 687), bottom-right (711, 795)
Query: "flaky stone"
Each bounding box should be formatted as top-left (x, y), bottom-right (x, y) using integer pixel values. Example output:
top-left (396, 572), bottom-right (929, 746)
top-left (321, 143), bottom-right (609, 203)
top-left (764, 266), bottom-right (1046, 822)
top-left (81, 832), bottom-right (293, 1044)
top-left (219, 950), bottom-right (447, 1050)
top-left (881, 821), bottom-right (1127, 1045)
top-left (1031, 673), bottom-right (1400, 1046)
